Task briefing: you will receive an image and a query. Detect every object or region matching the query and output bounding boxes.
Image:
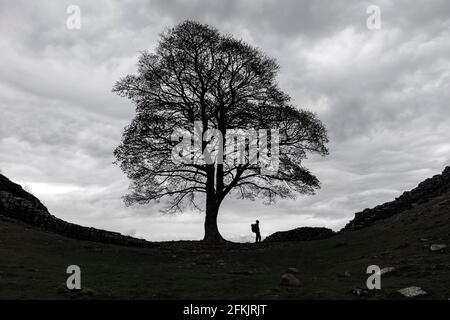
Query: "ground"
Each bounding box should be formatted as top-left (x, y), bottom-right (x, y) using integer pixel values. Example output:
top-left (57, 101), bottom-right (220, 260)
top-left (0, 191), bottom-right (449, 299)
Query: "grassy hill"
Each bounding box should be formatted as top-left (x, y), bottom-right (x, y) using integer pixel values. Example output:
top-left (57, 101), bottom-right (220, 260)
top-left (1, 186), bottom-right (449, 299)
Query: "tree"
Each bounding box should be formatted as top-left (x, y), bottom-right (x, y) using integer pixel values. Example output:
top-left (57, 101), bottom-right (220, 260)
top-left (113, 21), bottom-right (329, 242)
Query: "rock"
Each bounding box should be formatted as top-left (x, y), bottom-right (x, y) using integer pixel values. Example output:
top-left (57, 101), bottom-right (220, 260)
top-left (0, 174), bottom-right (153, 248)
top-left (430, 244), bottom-right (447, 252)
top-left (0, 174), bottom-right (48, 211)
top-left (343, 166), bottom-right (450, 231)
top-left (286, 267), bottom-right (299, 274)
top-left (380, 267), bottom-right (395, 275)
top-left (398, 286), bottom-right (428, 298)
top-left (280, 273), bottom-right (301, 286)
top-left (265, 227), bottom-right (335, 242)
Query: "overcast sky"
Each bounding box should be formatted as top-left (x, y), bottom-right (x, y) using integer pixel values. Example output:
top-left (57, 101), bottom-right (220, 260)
top-left (1, 0), bottom-right (449, 242)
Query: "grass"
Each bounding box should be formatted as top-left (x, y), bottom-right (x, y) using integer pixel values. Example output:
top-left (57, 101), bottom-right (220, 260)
top-left (0, 191), bottom-right (449, 299)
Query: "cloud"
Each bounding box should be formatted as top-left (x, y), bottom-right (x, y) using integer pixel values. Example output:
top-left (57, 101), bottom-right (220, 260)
top-left (0, 0), bottom-right (449, 241)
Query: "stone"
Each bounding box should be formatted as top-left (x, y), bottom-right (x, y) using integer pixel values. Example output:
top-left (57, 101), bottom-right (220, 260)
top-left (286, 267), bottom-right (299, 274)
top-left (280, 273), bottom-right (301, 286)
top-left (265, 227), bottom-right (335, 242)
top-left (0, 174), bottom-right (153, 248)
top-left (398, 286), bottom-right (427, 298)
top-left (430, 244), bottom-right (447, 252)
top-left (343, 166), bottom-right (450, 231)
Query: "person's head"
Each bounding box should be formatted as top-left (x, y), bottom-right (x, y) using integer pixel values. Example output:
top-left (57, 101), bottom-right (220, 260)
top-left (256, 220), bottom-right (259, 224)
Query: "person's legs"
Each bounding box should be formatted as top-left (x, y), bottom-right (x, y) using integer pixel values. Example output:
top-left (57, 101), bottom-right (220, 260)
top-left (256, 233), bottom-right (261, 242)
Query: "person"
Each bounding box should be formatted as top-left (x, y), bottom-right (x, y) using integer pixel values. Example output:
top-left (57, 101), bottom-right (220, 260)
top-left (252, 220), bottom-right (261, 243)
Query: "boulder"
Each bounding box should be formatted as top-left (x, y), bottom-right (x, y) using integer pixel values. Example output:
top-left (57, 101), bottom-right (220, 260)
top-left (398, 286), bottom-right (427, 298)
top-left (430, 244), bottom-right (447, 252)
top-left (265, 227), bottom-right (335, 242)
top-left (280, 273), bottom-right (301, 287)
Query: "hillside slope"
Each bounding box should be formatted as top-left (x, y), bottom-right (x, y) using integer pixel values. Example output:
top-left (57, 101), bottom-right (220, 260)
top-left (343, 166), bottom-right (450, 231)
top-left (0, 176), bottom-right (449, 299)
top-left (0, 174), bottom-right (152, 247)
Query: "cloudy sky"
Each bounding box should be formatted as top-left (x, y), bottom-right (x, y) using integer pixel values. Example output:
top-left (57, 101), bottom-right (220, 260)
top-left (1, 0), bottom-right (449, 242)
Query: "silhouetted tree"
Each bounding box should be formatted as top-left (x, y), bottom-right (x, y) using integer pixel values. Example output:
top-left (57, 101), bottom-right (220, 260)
top-left (113, 21), bottom-right (329, 242)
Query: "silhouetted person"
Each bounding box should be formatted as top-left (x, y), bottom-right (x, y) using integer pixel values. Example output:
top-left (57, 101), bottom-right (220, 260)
top-left (251, 220), bottom-right (262, 243)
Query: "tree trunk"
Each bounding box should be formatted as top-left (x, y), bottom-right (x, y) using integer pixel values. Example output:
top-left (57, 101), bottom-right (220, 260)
top-left (203, 195), bottom-right (225, 242)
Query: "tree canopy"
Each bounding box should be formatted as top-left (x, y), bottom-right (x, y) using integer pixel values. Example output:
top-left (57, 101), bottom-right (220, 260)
top-left (113, 21), bottom-right (329, 242)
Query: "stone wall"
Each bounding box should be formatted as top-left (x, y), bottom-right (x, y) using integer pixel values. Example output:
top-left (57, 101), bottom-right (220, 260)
top-left (343, 166), bottom-right (450, 231)
top-left (0, 174), bottom-right (153, 247)
top-left (264, 226), bottom-right (335, 242)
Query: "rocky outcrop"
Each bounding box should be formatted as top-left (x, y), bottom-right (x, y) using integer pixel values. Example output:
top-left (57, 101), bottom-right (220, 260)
top-left (0, 174), bottom-right (153, 247)
top-left (343, 166), bottom-right (450, 231)
top-left (0, 174), bottom-right (48, 211)
top-left (264, 227), bottom-right (335, 242)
